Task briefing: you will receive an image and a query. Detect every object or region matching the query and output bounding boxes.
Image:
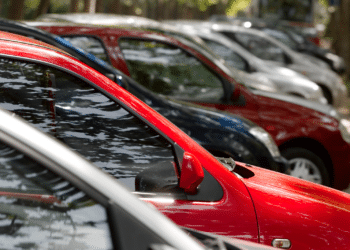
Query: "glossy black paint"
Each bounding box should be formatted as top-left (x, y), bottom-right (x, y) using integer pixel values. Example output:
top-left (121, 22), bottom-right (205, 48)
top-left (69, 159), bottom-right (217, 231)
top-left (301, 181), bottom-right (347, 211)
top-left (0, 18), bottom-right (287, 172)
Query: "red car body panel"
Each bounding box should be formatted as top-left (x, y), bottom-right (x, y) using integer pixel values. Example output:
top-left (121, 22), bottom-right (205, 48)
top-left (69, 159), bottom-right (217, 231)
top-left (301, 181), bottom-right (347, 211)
top-left (242, 166), bottom-right (350, 248)
top-left (37, 25), bottom-right (350, 190)
top-left (6, 29), bottom-right (350, 249)
top-left (0, 31), bottom-right (258, 244)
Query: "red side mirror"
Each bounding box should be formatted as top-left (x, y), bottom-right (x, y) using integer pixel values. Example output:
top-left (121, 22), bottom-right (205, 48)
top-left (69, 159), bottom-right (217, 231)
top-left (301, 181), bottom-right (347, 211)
top-left (179, 152), bottom-right (204, 194)
top-left (231, 85), bottom-right (241, 101)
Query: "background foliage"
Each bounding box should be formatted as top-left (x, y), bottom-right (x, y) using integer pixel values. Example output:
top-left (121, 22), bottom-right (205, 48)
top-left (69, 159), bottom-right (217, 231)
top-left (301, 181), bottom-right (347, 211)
top-left (0, 0), bottom-right (252, 20)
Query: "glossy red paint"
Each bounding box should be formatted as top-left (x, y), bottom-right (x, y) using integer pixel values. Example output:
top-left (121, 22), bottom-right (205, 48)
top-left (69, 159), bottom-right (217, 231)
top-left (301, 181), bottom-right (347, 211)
top-left (242, 165), bottom-right (350, 249)
top-left (37, 24), bottom-right (350, 190)
top-left (0, 31), bottom-right (258, 245)
top-left (5, 30), bottom-right (350, 250)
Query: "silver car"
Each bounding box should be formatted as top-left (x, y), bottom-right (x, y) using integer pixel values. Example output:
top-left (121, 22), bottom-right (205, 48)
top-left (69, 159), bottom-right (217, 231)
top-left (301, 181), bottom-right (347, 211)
top-left (0, 108), bottom-right (277, 250)
top-left (173, 25), bottom-right (327, 104)
top-left (208, 23), bottom-right (347, 107)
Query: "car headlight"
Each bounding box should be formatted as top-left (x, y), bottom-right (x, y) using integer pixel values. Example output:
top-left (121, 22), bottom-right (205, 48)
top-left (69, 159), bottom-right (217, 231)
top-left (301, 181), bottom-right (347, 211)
top-left (339, 119), bottom-right (350, 144)
top-left (249, 127), bottom-right (281, 158)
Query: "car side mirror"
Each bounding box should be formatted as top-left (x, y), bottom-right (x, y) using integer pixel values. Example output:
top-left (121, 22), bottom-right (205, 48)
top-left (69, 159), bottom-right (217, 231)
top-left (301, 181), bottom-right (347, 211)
top-left (230, 85), bottom-right (241, 101)
top-left (284, 54), bottom-right (293, 65)
top-left (247, 64), bottom-right (257, 73)
top-left (179, 152), bottom-right (204, 194)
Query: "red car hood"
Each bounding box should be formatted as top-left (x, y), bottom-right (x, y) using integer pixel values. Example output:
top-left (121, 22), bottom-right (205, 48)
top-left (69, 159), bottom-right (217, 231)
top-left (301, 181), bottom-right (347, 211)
top-left (238, 164), bottom-right (350, 249)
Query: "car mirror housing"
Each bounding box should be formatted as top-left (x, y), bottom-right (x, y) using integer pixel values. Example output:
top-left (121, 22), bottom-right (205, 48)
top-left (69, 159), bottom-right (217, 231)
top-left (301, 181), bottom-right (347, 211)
top-left (230, 85), bottom-right (241, 101)
top-left (179, 152), bottom-right (204, 194)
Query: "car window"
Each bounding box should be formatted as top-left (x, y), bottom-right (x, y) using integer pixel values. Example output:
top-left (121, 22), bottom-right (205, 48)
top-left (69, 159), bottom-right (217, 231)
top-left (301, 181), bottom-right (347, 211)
top-left (262, 28), bottom-right (298, 50)
top-left (63, 36), bottom-right (110, 63)
top-left (118, 39), bottom-right (224, 101)
top-left (0, 58), bottom-right (177, 192)
top-left (0, 141), bottom-right (112, 249)
top-left (222, 32), bottom-right (286, 63)
top-left (202, 38), bottom-right (248, 71)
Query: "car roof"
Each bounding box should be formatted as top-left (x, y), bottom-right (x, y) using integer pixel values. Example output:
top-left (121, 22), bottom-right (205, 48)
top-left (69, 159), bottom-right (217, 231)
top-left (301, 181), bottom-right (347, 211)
top-left (37, 13), bottom-right (161, 27)
top-left (29, 21), bottom-right (237, 81)
top-left (0, 29), bottom-right (71, 55)
top-left (0, 18), bottom-right (121, 76)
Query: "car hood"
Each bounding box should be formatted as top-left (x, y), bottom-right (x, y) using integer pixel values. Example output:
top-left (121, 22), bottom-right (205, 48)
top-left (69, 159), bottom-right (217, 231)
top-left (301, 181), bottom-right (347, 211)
top-left (237, 164), bottom-right (350, 248)
top-left (251, 89), bottom-right (339, 119)
top-left (257, 62), bottom-right (306, 79)
top-left (229, 66), bottom-right (278, 93)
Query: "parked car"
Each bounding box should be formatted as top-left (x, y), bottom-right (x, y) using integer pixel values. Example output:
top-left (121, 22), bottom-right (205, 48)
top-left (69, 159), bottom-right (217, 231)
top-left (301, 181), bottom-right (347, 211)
top-left (169, 24), bottom-right (327, 103)
top-left (221, 16), bottom-right (346, 74)
top-left (258, 25), bottom-right (345, 74)
top-left (32, 20), bottom-right (350, 189)
top-left (207, 22), bottom-right (347, 106)
top-left (0, 107), bottom-right (280, 250)
top-left (0, 17), bottom-right (287, 172)
top-left (2, 29), bottom-right (350, 250)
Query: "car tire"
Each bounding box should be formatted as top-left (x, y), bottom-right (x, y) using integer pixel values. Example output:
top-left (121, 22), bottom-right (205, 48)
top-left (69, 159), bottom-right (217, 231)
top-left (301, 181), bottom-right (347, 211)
top-left (281, 147), bottom-right (330, 186)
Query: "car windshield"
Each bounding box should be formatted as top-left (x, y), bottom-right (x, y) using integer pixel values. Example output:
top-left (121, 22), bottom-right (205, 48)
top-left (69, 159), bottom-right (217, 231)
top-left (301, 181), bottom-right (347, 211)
top-left (261, 28), bottom-right (298, 50)
top-left (144, 26), bottom-right (236, 79)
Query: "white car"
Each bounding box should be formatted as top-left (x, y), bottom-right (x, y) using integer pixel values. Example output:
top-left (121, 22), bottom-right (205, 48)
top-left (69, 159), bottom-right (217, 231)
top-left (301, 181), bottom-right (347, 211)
top-left (166, 20), bottom-right (346, 107)
top-left (210, 23), bottom-right (347, 106)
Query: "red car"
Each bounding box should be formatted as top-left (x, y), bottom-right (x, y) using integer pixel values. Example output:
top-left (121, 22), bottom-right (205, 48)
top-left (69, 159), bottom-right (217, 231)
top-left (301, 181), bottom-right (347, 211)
top-left (2, 30), bottom-right (350, 250)
top-left (34, 22), bottom-right (350, 189)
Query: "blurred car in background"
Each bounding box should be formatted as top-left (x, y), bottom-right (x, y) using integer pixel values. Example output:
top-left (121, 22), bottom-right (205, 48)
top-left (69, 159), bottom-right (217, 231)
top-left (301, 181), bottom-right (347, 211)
top-left (165, 23), bottom-right (327, 103)
top-left (2, 26), bottom-right (350, 250)
top-left (209, 15), bottom-right (324, 47)
top-left (0, 107), bottom-right (280, 250)
top-left (0, 17), bottom-right (288, 172)
top-left (32, 20), bottom-right (350, 189)
top-left (205, 22), bottom-right (346, 106)
top-left (215, 16), bottom-right (346, 74)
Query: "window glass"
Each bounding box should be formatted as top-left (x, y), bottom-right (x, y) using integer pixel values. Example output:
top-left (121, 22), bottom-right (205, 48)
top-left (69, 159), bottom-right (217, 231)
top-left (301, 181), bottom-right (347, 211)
top-left (64, 36), bottom-right (110, 62)
top-left (222, 32), bottom-right (285, 63)
top-left (203, 39), bottom-right (247, 71)
top-left (0, 142), bottom-right (112, 249)
top-left (0, 58), bottom-right (175, 192)
top-left (262, 28), bottom-right (298, 50)
top-left (119, 39), bottom-right (224, 101)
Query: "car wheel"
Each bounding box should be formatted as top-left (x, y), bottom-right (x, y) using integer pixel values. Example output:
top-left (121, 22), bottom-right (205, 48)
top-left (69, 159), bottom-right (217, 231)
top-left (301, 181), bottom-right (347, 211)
top-left (281, 147), bottom-right (330, 186)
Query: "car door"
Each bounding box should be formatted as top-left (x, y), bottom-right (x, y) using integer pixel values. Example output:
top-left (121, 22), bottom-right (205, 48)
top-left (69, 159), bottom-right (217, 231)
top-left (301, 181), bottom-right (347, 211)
top-left (0, 56), bottom-right (259, 242)
top-left (0, 138), bottom-right (114, 249)
top-left (115, 38), bottom-right (261, 123)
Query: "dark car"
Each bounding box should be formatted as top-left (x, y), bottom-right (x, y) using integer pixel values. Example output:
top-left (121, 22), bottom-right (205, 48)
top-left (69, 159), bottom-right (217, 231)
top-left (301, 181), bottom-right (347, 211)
top-left (32, 19), bottom-right (350, 189)
top-left (0, 17), bottom-right (286, 171)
